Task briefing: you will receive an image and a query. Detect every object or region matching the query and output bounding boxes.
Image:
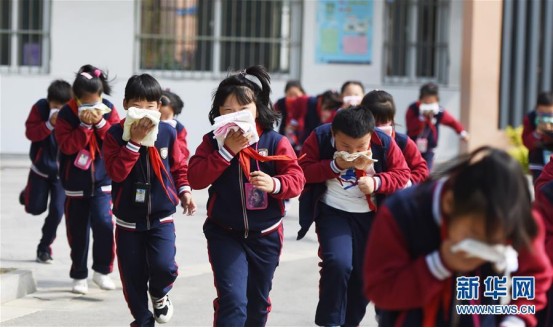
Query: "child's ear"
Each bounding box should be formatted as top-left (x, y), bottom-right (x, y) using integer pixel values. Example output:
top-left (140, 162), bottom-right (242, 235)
top-left (442, 189), bottom-right (454, 216)
top-left (123, 99), bottom-right (128, 110)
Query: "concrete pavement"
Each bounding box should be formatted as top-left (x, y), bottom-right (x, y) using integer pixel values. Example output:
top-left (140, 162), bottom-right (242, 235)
top-left (0, 155), bottom-right (377, 326)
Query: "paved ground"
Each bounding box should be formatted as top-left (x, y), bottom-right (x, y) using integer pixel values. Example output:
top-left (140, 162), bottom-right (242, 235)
top-left (0, 155), bottom-right (377, 326)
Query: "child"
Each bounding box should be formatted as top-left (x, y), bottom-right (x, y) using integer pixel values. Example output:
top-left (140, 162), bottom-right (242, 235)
top-left (340, 80), bottom-right (365, 107)
top-left (274, 80), bottom-right (306, 138)
top-left (188, 65), bottom-right (305, 326)
top-left (298, 107), bottom-right (410, 326)
top-left (160, 89), bottom-right (190, 161)
top-left (405, 82), bottom-right (469, 169)
top-left (361, 89), bottom-right (429, 185)
top-left (54, 64), bottom-right (120, 294)
top-left (522, 91), bottom-right (553, 182)
top-left (21, 79), bottom-right (72, 263)
top-left (364, 147), bottom-right (552, 326)
top-left (283, 90), bottom-right (343, 154)
top-left (103, 74), bottom-right (196, 326)
top-left (534, 156), bottom-right (553, 327)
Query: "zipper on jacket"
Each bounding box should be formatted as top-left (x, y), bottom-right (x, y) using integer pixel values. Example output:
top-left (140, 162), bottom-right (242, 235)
top-left (238, 165), bottom-right (249, 238)
top-left (146, 153), bottom-right (151, 231)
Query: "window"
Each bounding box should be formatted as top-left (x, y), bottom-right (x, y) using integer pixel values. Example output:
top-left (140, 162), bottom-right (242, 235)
top-left (137, 0), bottom-right (302, 79)
top-left (383, 0), bottom-right (450, 84)
top-left (0, 0), bottom-right (50, 73)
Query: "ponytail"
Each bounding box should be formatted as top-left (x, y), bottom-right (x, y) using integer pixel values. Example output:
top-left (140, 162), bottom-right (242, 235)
top-left (72, 64), bottom-right (113, 99)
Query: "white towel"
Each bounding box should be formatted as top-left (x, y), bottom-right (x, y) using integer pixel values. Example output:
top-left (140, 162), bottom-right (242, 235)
top-left (78, 102), bottom-right (112, 115)
top-left (451, 238), bottom-right (519, 305)
top-left (212, 111), bottom-right (259, 149)
top-left (122, 107), bottom-right (161, 147)
top-left (419, 102), bottom-right (440, 115)
top-left (333, 150), bottom-right (378, 163)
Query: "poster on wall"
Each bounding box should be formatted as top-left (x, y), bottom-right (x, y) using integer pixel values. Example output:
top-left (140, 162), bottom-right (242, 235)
top-left (315, 0), bottom-right (373, 64)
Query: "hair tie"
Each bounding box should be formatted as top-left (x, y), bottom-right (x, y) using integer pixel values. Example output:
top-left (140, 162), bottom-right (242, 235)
top-left (80, 72), bottom-right (93, 79)
top-left (244, 74), bottom-right (263, 91)
top-left (93, 69), bottom-right (102, 78)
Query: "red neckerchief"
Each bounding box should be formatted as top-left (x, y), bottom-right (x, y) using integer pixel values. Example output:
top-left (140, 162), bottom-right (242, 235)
top-left (238, 124), bottom-right (304, 181)
top-left (70, 98), bottom-right (100, 161)
top-left (354, 169), bottom-right (378, 211)
top-left (423, 183), bottom-right (453, 326)
top-left (120, 119), bottom-right (178, 204)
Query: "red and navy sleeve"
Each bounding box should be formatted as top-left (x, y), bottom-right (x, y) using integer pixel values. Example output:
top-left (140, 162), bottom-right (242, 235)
top-left (403, 137), bottom-right (429, 184)
top-left (270, 136), bottom-right (305, 199)
top-left (177, 127), bottom-right (190, 162)
top-left (25, 102), bottom-right (52, 142)
top-left (299, 130), bottom-right (340, 184)
top-left (169, 132), bottom-right (190, 196)
top-left (94, 106), bottom-right (121, 141)
top-left (375, 139), bottom-right (410, 194)
top-left (506, 209), bottom-right (553, 326)
top-left (405, 103), bottom-right (424, 139)
top-left (364, 205), bottom-right (450, 309)
top-left (440, 110), bottom-right (465, 135)
top-left (102, 128), bottom-right (141, 183)
top-left (522, 113), bottom-right (541, 151)
top-left (188, 133), bottom-right (235, 190)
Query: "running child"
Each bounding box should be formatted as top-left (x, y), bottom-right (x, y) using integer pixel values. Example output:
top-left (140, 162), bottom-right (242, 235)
top-left (188, 65), bottom-right (305, 326)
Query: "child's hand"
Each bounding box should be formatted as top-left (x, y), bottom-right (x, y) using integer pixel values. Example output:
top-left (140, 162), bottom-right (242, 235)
top-left (224, 130), bottom-right (251, 154)
top-left (358, 176), bottom-right (376, 195)
top-left (250, 171), bottom-right (274, 193)
top-left (440, 239), bottom-right (486, 273)
top-left (130, 118), bottom-right (156, 144)
top-left (79, 110), bottom-right (93, 124)
top-left (49, 112), bottom-right (59, 126)
top-left (180, 192), bottom-right (196, 216)
top-left (88, 110), bottom-right (103, 124)
top-left (334, 157), bottom-right (350, 171)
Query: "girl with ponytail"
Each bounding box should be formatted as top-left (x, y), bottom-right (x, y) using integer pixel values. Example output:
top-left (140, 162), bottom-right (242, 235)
top-left (189, 65), bottom-right (306, 326)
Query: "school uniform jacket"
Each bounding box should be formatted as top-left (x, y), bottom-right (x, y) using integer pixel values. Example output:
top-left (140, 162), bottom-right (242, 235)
top-left (188, 129), bottom-right (305, 237)
top-left (25, 98), bottom-right (60, 179)
top-left (297, 124), bottom-right (410, 239)
top-left (103, 120), bottom-right (190, 231)
top-left (55, 98), bottom-right (120, 197)
top-left (405, 101), bottom-right (465, 150)
top-left (363, 179), bottom-right (553, 327)
top-left (535, 158), bottom-right (553, 264)
top-left (523, 110), bottom-right (553, 173)
top-left (162, 119), bottom-right (190, 162)
top-left (392, 130), bottom-right (429, 184)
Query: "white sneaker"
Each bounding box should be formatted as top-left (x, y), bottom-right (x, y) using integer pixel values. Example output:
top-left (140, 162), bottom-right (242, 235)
top-left (72, 279), bottom-right (88, 294)
top-left (152, 294), bottom-right (173, 324)
top-left (92, 272), bottom-right (116, 290)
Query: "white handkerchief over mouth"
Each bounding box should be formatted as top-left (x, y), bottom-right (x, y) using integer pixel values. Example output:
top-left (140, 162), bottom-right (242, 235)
top-left (212, 110), bottom-right (259, 149)
top-left (333, 150), bottom-right (378, 163)
top-left (122, 107), bottom-right (161, 147)
top-left (78, 102), bottom-right (112, 115)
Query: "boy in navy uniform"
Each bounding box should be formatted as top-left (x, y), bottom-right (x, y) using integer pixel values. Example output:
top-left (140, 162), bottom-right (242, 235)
top-left (298, 106), bottom-right (410, 326)
top-left (21, 79), bottom-right (72, 263)
top-left (103, 74), bottom-right (195, 326)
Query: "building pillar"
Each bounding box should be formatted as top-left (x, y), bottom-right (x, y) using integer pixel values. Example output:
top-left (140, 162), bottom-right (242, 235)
top-left (460, 0), bottom-right (508, 151)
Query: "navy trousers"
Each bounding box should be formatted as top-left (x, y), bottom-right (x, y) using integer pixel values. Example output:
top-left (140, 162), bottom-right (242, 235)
top-left (421, 150), bottom-right (435, 170)
top-left (116, 222), bottom-right (178, 327)
top-left (315, 202), bottom-right (375, 327)
top-left (23, 170), bottom-right (65, 254)
top-left (64, 188), bottom-right (114, 279)
top-left (204, 219), bottom-right (283, 327)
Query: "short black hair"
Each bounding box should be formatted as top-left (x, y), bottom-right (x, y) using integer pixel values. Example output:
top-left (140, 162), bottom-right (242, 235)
top-left (72, 64), bottom-right (112, 99)
top-left (537, 91), bottom-right (553, 106)
top-left (320, 90), bottom-right (343, 111)
top-left (431, 146), bottom-right (537, 250)
top-left (209, 65), bottom-right (279, 130)
top-left (361, 90), bottom-right (396, 124)
top-left (161, 90), bottom-right (184, 116)
top-left (47, 80), bottom-right (72, 103)
top-left (284, 80), bottom-right (305, 94)
top-left (340, 80), bottom-right (365, 95)
top-left (332, 106), bottom-right (375, 138)
top-left (124, 74), bottom-right (162, 102)
top-left (419, 82), bottom-right (439, 100)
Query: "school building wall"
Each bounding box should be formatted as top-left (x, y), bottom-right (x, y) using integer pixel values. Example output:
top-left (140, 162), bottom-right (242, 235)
top-left (0, 0), bottom-right (492, 163)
